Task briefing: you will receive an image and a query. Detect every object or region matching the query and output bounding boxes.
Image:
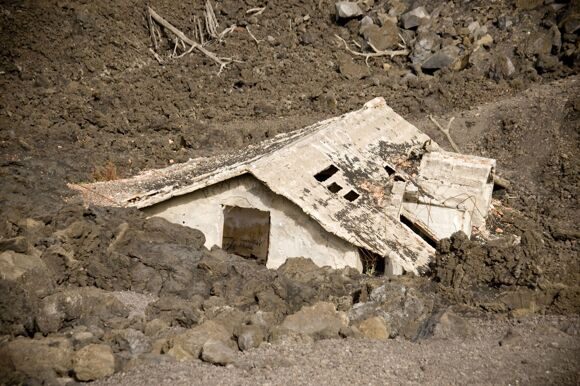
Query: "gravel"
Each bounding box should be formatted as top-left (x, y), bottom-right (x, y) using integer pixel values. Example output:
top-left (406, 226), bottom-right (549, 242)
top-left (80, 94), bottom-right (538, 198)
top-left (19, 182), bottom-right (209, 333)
top-left (95, 315), bottom-right (580, 385)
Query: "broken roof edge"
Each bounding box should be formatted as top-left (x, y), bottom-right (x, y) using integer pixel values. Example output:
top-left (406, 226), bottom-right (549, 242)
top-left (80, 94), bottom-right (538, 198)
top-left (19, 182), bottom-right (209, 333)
top-left (71, 98), bottom-right (391, 209)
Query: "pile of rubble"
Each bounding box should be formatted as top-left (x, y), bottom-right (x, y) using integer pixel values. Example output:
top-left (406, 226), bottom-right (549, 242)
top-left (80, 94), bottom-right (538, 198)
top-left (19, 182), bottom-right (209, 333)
top-left (0, 201), bottom-right (570, 384)
top-left (333, 0), bottom-right (576, 79)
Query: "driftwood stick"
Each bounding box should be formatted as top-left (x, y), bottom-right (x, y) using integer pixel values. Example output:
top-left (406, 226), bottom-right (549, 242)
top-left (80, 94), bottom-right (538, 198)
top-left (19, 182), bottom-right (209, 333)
top-left (428, 115), bottom-right (461, 153)
top-left (148, 7), bottom-right (233, 74)
top-left (335, 35), bottom-right (409, 66)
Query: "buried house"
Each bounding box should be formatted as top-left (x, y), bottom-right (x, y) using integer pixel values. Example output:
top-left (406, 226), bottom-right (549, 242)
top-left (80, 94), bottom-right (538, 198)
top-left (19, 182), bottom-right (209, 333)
top-left (75, 98), bottom-right (497, 275)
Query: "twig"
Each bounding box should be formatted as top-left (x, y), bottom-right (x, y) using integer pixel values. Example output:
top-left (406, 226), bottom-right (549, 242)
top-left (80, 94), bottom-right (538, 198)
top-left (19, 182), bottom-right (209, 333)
top-left (146, 10), bottom-right (158, 50)
top-left (218, 24), bottom-right (237, 40)
top-left (246, 7), bottom-right (266, 16)
top-left (428, 115), bottom-right (461, 153)
top-left (246, 26), bottom-right (261, 45)
top-left (148, 7), bottom-right (235, 74)
top-left (335, 35), bottom-right (409, 66)
top-left (149, 48), bottom-right (163, 64)
top-left (205, 0), bottom-right (219, 39)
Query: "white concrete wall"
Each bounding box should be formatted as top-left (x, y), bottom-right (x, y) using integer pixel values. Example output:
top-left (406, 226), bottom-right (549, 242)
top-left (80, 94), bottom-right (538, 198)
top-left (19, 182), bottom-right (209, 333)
top-left (143, 174), bottom-right (362, 271)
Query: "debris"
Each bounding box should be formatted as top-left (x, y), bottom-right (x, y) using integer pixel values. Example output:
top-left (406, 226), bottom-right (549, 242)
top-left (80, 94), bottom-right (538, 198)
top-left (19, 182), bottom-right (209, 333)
top-left (147, 7), bottom-right (236, 74)
top-left (492, 54), bottom-right (516, 79)
top-left (515, 0), bottom-right (543, 10)
top-left (360, 22), bottom-right (400, 51)
top-left (421, 46), bottom-right (461, 71)
top-left (335, 2), bottom-right (363, 20)
top-left (356, 316), bottom-right (390, 341)
top-left (246, 7), bottom-right (266, 16)
top-left (281, 302), bottom-right (347, 339)
top-left (201, 339), bottom-right (237, 366)
top-left (401, 6), bottom-right (430, 29)
top-left (73, 344), bottom-right (115, 381)
top-left (335, 34), bottom-right (409, 66)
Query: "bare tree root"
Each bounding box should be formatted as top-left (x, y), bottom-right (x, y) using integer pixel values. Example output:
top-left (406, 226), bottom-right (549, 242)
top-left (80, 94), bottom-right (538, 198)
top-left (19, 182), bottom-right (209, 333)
top-left (334, 35), bottom-right (409, 66)
top-left (147, 6), bottom-right (236, 74)
top-left (246, 7), bottom-right (266, 16)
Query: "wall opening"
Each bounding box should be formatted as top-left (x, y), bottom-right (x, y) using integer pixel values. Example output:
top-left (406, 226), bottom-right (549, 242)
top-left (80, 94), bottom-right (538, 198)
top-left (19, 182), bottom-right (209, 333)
top-left (384, 164), bottom-right (396, 175)
top-left (344, 190), bottom-right (360, 202)
top-left (314, 165), bottom-right (339, 182)
top-left (222, 206), bottom-right (270, 265)
top-left (327, 182), bottom-right (343, 193)
top-left (358, 248), bottom-right (385, 276)
top-left (399, 214), bottom-right (437, 249)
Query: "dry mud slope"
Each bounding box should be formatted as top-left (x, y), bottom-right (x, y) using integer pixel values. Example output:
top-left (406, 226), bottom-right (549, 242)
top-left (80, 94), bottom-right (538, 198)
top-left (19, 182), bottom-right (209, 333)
top-left (0, 0), bottom-right (579, 385)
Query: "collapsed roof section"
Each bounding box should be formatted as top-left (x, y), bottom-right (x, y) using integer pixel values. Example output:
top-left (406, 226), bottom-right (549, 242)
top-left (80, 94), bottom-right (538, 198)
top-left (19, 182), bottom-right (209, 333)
top-left (74, 97), bottom-right (496, 275)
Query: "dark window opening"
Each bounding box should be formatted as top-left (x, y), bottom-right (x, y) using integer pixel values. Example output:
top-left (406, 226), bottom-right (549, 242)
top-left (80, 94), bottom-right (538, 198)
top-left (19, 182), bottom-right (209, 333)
top-left (384, 164), bottom-right (396, 175)
top-left (222, 206), bottom-right (270, 265)
top-left (314, 165), bottom-right (339, 182)
top-left (400, 214), bottom-right (437, 249)
top-left (358, 248), bottom-right (385, 276)
top-left (394, 174), bottom-right (406, 182)
top-left (344, 190), bottom-right (360, 202)
top-left (327, 182), bottom-right (343, 193)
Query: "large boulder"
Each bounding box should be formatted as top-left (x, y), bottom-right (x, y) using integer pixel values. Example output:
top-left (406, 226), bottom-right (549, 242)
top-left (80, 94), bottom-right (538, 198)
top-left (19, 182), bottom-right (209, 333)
top-left (73, 344), bottom-right (116, 381)
top-left (236, 324), bottom-right (266, 351)
top-left (200, 339), bottom-right (237, 366)
top-left (281, 301), bottom-right (348, 339)
top-left (36, 287), bottom-right (129, 334)
top-left (0, 336), bottom-right (73, 381)
top-left (165, 320), bottom-right (233, 361)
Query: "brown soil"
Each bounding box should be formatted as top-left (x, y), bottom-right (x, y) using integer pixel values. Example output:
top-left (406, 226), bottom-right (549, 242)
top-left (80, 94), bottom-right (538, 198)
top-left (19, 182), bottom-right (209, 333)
top-left (0, 0), bottom-right (579, 384)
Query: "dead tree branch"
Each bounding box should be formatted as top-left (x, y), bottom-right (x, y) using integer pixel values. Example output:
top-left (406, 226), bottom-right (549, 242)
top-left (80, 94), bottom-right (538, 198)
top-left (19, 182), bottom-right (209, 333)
top-left (147, 7), bottom-right (235, 74)
top-left (428, 115), bottom-right (461, 153)
top-left (335, 35), bottom-right (409, 66)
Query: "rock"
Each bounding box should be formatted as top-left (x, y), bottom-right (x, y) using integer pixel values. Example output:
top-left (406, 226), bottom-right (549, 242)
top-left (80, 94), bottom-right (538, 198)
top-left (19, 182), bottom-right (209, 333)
top-left (0, 237), bottom-right (30, 253)
top-left (560, 11), bottom-right (580, 34)
top-left (201, 339), bottom-right (237, 366)
top-left (165, 320), bottom-right (232, 361)
top-left (431, 309), bottom-right (473, 339)
top-left (499, 328), bottom-right (523, 347)
top-left (338, 55), bottom-right (369, 80)
top-left (361, 21), bottom-right (400, 50)
top-left (401, 6), bottom-right (430, 29)
top-left (36, 287), bottom-right (129, 334)
top-left (475, 34), bottom-right (494, 48)
top-left (73, 344), bottom-right (115, 381)
top-left (0, 250), bottom-right (46, 281)
top-left (0, 336), bottom-right (73, 379)
top-left (421, 46), bottom-right (461, 71)
top-left (110, 328), bottom-right (151, 356)
top-left (144, 318), bottom-right (170, 337)
top-left (411, 31), bottom-right (439, 64)
top-left (356, 316), bottom-right (390, 340)
top-left (145, 295), bottom-right (203, 328)
top-left (0, 279), bottom-right (36, 335)
top-left (525, 32), bottom-right (553, 57)
top-left (281, 301), bottom-right (348, 339)
top-left (268, 325), bottom-right (315, 345)
top-left (236, 325), bottom-right (265, 351)
top-left (335, 2), bottom-right (363, 20)
top-left (360, 15), bottom-right (374, 30)
top-left (492, 54), bottom-right (516, 79)
top-left (515, 0), bottom-right (543, 10)
top-left (72, 330), bottom-right (96, 348)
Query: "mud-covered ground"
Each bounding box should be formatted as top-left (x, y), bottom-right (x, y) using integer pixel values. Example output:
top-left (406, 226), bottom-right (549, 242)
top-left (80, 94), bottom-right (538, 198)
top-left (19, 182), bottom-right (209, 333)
top-left (0, 0), bottom-right (579, 384)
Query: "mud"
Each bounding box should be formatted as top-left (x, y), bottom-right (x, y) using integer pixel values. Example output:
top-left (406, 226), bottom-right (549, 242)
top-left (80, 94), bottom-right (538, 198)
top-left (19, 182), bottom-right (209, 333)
top-left (0, 0), bottom-right (579, 384)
